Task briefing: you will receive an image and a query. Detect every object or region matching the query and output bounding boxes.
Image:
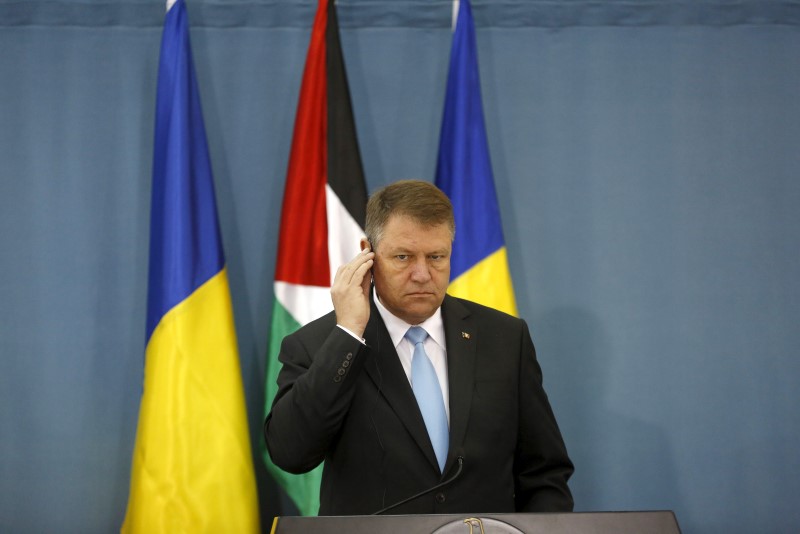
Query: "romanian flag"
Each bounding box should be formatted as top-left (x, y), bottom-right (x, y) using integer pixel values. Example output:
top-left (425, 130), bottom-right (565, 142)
top-left (122, 1), bottom-right (260, 531)
top-left (435, 0), bottom-right (517, 316)
top-left (262, 0), bottom-right (368, 516)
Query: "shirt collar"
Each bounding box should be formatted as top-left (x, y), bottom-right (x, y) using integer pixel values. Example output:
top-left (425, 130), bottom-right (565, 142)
top-left (373, 287), bottom-right (445, 349)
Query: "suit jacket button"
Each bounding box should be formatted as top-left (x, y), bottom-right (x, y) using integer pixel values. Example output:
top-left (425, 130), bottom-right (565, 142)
top-left (345, 352), bottom-right (353, 360)
top-left (435, 492), bottom-right (446, 504)
top-left (342, 360), bottom-right (350, 368)
top-left (337, 368), bottom-right (346, 376)
top-left (333, 375), bottom-right (342, 383)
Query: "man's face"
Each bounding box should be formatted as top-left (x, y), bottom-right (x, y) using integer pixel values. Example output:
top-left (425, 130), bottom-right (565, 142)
top-left (369, 214), bottom-right (451, 325)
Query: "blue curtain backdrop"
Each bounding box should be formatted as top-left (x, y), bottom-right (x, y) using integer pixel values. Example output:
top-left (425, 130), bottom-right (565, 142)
top-left (1, 1), bottom-right (798, 532)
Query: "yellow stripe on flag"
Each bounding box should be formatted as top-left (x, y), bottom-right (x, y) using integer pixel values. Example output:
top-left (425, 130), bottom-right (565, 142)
top-left (123, 268), bottom-right (259, 533)
top-left (447, 247), bottom-right (518, 317)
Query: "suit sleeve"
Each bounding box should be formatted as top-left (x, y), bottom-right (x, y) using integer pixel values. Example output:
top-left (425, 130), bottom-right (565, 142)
top-left (264, 323), bottom-right (368, 474)
top-left (514, 320), bottom-right (575, 512)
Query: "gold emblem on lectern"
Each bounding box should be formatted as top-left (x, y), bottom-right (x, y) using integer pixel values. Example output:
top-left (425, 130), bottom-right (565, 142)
top-left (430, 516), bottom-right (525, 533)
top-left (462, 517), bottom-right (485, 534)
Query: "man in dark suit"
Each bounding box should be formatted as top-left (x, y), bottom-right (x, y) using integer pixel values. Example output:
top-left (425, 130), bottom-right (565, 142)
top-left (264, 180), bottom-right (573, 515)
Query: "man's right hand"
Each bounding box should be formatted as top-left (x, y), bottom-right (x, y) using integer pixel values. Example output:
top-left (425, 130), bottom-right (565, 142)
top-left (331, 247), bottom-right (375, 337)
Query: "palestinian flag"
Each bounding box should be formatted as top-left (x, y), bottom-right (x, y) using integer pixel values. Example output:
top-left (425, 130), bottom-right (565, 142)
top-left (262, 0), bottom-right (368, 516)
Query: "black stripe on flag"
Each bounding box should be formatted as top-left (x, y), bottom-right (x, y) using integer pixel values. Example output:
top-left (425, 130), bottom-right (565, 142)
top-left (326, 0), bottom-right (368, 228)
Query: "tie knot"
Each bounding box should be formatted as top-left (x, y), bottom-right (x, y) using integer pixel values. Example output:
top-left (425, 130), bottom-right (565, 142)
top-left (405, 326), bottom-right (428, 345)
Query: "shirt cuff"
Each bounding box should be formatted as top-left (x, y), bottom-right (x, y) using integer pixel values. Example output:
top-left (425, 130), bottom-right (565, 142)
top-left (337, 324), bottom-right (366, 345)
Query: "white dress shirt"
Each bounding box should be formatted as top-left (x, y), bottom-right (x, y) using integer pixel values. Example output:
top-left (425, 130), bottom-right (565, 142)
top-left (373, 289), bottom-right (450, 423)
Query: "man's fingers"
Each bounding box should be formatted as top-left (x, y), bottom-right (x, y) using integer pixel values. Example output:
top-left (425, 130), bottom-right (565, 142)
top-left (335, 250), bottom-right (374, 286)
top-left (330, 249), bottom-right (374, 336)
top-left (354, 258), bottom-right (374, 285)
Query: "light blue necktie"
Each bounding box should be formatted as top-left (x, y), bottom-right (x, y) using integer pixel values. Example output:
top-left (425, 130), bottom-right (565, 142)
top-left (406, 326), bottom-right (449, 472)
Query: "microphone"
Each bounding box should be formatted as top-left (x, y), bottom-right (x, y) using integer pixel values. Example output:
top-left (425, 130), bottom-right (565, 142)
top-left (372, 456), bottom-right (464, 515)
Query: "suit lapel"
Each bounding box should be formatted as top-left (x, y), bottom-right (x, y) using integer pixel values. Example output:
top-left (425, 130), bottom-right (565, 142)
top-left (363, 299), bottom-right (441, 471)
top-left (441, 295), bottom-right (477, 474)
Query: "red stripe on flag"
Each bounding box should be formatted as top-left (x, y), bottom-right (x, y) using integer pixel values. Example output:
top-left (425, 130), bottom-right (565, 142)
top-left (275, 2), bottom-right (329, 287)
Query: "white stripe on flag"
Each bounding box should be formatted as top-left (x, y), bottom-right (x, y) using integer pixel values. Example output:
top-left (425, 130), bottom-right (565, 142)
top-left (326, 184), bottom-right (367, 285)
top-left (274, 281), bottom-right (334, 327)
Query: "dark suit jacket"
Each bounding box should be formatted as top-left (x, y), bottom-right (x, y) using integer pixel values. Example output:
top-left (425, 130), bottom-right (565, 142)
top-left (264, 294), bottom-right (574, 515)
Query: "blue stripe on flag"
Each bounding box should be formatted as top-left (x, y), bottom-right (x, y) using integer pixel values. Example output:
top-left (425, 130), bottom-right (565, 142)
top-left (435, 0), bottom-right (504, 281)
top-left (146, 0), bottom-right (224, 343)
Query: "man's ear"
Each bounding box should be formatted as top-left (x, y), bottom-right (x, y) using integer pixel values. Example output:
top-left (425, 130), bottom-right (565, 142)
top-left (360, 237), bottom-right (371, 252)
